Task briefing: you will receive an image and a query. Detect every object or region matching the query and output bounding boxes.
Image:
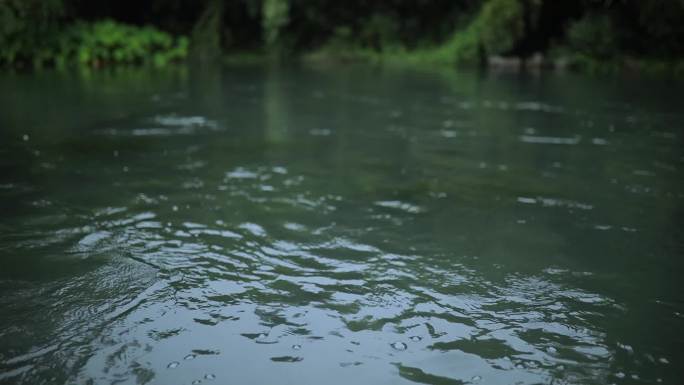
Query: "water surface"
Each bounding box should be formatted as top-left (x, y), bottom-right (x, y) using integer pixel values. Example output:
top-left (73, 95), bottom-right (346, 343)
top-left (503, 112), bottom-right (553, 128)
top-left (0, 64), bottom-right (682, 385)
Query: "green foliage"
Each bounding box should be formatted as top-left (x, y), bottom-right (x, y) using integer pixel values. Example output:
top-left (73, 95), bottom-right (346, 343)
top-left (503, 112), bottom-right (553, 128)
top-left (190, 0), bottom-right (224, 63)
top-left (0, 0), bottom-right (64, 67)
top-left (546, 1), bottom-right (684, 74)
top-left (425, 25), bottom-right (481, 65)
top-left (69, 21), bottom-right (188, 67)
top-left (0, 18), bottom-right (188, 68)
top-left (477, 0), bottom-right (526, 56)
top-left (262, 0), bottom-right (289, 47)
top-left (633, 0), bottom-right (684, 58)
top-left (566, 13), bottom-right (618, 60)
top-left (404, 0), bottom-right (530, 65)
top-left (2, 0), bottom-right (684, 71)
top-left (358, 14), bottom-right (400, 51)
top-left (307, 14), bottom-right (402, 61)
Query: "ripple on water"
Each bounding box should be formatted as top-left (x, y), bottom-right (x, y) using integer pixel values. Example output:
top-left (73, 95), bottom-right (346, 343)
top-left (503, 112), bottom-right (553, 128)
top-left (391, 342), bottom-right (407, 351)
top-left (375, 200), bottom-right (423, 214)
top-left (519, 135), bottom-right (581, 145)
top-left (271, 356), bottom-right (303, 363)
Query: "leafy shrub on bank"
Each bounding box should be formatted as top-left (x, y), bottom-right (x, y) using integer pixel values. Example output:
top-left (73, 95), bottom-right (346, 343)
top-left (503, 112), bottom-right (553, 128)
top-left (565, 13), bottom-right (619, 60)
top-left (0, 0), bottom-right (64, 67)
top-left (412, 0), bottom-right (529, 65)
top-left (68, 21), bottom-right (188, 67)
top-left (1, 19), bottom-right (188, 68)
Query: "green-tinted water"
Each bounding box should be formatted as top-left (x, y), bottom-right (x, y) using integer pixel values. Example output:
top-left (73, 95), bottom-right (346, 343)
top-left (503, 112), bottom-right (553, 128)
top-left (0, 65), bottom-right (682, 385)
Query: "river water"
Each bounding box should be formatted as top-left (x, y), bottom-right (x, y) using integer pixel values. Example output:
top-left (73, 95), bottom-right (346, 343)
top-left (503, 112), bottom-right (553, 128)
top-left (0, 64), bottom-right (682, 385)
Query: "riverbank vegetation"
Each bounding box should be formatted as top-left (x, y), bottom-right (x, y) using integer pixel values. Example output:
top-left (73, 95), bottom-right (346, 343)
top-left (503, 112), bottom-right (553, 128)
top-left (1, 0), bottom-right (683, 73)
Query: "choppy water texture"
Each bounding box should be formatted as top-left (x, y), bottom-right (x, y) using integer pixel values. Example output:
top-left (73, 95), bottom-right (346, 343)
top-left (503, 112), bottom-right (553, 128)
top-left (0, 65), bottom-right (683, 385)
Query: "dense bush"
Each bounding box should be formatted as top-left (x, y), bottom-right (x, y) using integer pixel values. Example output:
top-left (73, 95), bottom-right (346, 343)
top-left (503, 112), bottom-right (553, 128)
top-left (0, 2), bottom-right (188, 68)
top-left (403, 0), bottom-right (534, 65)
top-left (565, 13), bottom-right (619, 60)
top-left (1, 0), bottom-right (683, 70)
top-left (65, 21), bottom-right (188, 67)
top-left (477, 0), bottom-right (527, 56)
top-left (0, 0), bottom-right (64, 66)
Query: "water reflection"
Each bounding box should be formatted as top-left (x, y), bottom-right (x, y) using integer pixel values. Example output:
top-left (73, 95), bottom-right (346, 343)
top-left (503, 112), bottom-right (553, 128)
top-left (0, 64), bottom-right (682, 385)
